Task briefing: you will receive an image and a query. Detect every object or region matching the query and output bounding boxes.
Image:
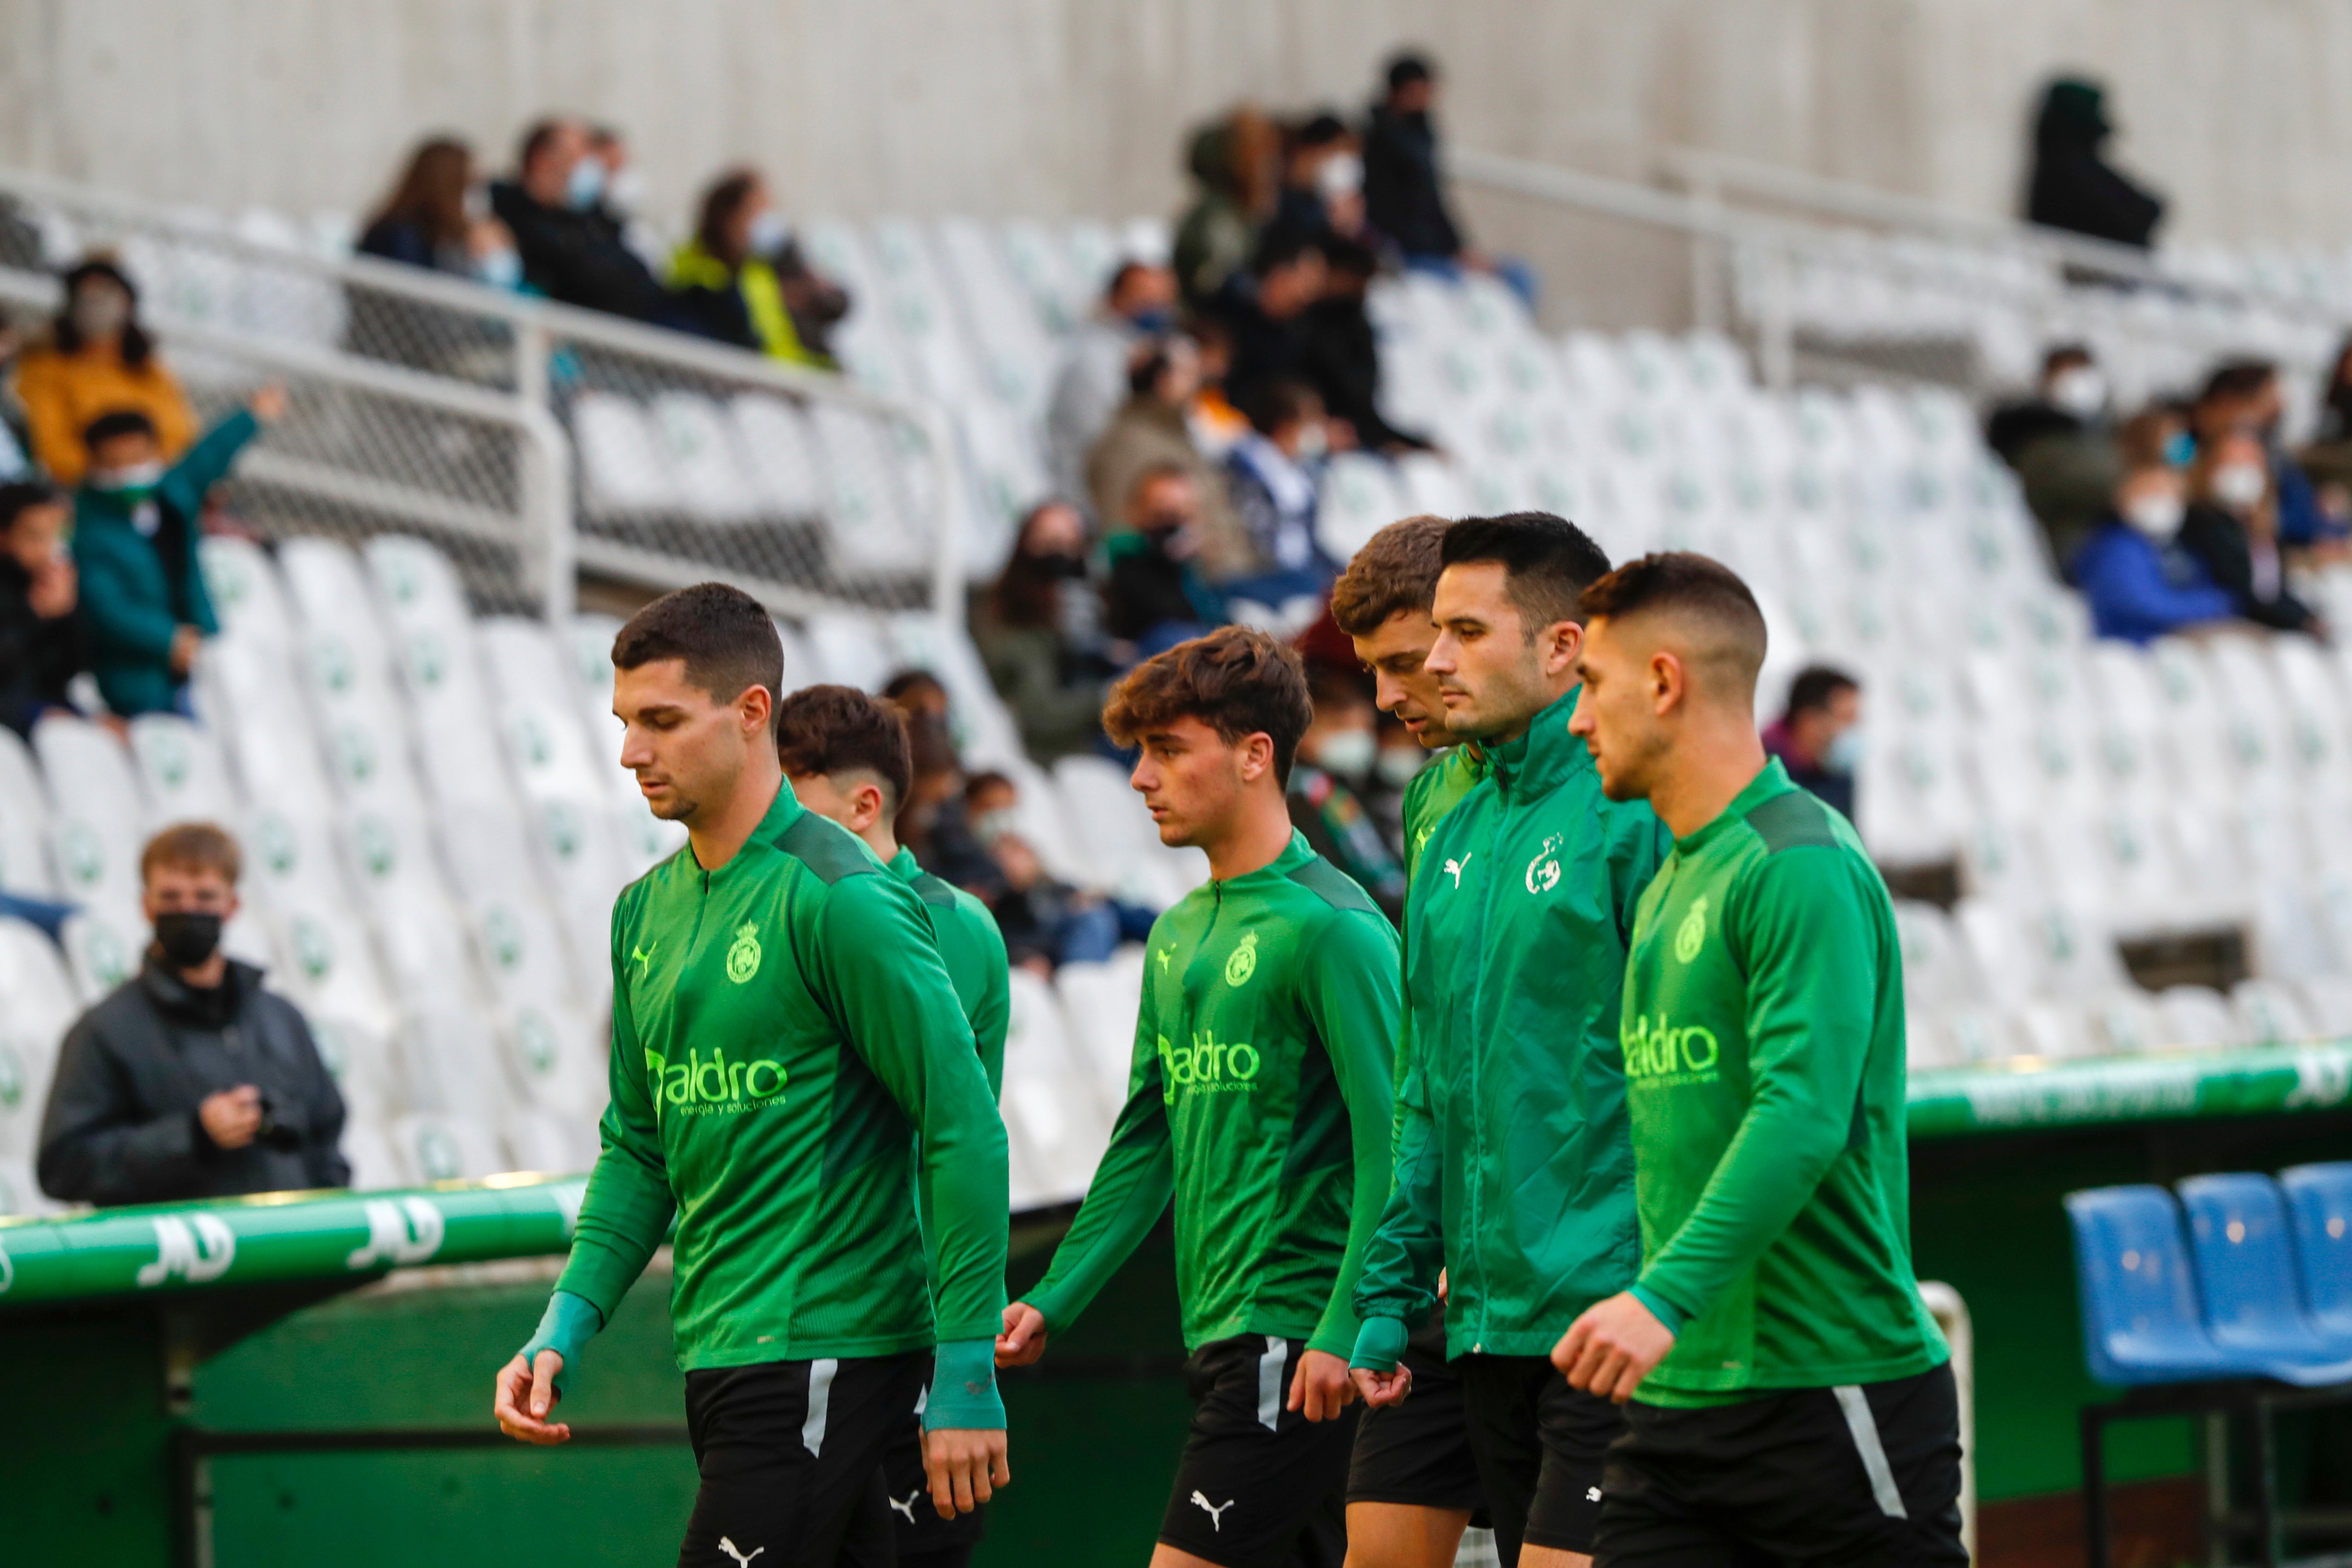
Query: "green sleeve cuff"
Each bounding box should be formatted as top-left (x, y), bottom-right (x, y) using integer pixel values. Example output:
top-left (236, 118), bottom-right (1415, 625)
top-left (1629, 1283), bottom-right (1689, 1337)
top-left (1349, 1314), bottom-right (1411, 1373)
top-left (923, 1337), bottom-right (1007, 1431)
top-left (518, 1290), bottom-right (605, 1398)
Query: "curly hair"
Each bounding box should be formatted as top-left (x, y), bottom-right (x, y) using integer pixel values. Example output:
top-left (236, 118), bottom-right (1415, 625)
top-left (1102, 625), bottom-right (1312, 785)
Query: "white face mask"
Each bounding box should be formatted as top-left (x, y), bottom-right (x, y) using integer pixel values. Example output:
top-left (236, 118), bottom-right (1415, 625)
top-left (1316, 151), bottom-right (1365, 199)
top-left (2212, 461), bottom-right (2267, 510)
top-left (2048, 366), bottom-right (2107, 419)
top-left (604, 166), bottom-right (646, 217)
top-left (971, 807), bottom-right (1019, 848)
top-left (2123, 492), bottom-right (2184, 539)
top-left (1823, 727), bottom-right (1864, 776)
top-left (1292, 422), bottom-right (1329, 462)
top-left (477, 248), bottom-right (522, 289)
top-left (1376, 746), bottom-right (1427, 787)
top-left (93, 460), bottom-right (164, 493)
top-left (747, 208), bottom-right (792, 257)
top-left (1312, 727), bottom-right (1377, 778)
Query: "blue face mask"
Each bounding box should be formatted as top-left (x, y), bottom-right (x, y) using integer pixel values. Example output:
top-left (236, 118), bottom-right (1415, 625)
top-left (2164, 430), bottom-right (2196, 468)
top-left (478, 249), bottom-right (523, 289)
top-left (1824, 727), bottom-right (1864, 776)
top-left (1128, 307), bottom-right (1175, 335)
top-left (565, 156), bottom-right (607, 212)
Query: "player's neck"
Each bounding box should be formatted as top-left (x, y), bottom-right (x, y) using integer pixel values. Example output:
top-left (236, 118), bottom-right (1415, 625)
top-left (687, 754), bottom-right (786, 871)
top-left (1648, 721), bottom-right (1769, 840)
top-left (1201, 790), bottom-right (1295, 883)
top-left (857, 824), bottom-right (900, 864)
top-left (1481, 668), bottom-right (1577, 747)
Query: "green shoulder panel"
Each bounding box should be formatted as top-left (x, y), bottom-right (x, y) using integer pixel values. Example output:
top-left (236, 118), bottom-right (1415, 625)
top-left (1287, 855), bottom-right (1382, 916)
top-left (1744, 788), bottom-right (1840, 855)
top-left (909, 868), bottom-right (961, 911)
top-left (776, 811), bottom-right (883, 884)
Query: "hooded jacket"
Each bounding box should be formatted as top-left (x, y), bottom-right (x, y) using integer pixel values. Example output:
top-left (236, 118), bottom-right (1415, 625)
top-left (1351, 686), bottom-right (1672, 1363)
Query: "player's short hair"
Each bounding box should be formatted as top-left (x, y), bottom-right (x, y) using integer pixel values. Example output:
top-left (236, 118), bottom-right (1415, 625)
top-left (1580, 551), bottom-right (1769, 700)
top-left (1785, 664), bottom-right (1858, 718)
top-left (1439, 513), bottom-right (1612, 638)
top-left (1103, 625), bottom-right (1313, 786)
top-left (1329, 514), bottom-right (1453, 637)
top-left (141, 821), bottom-right (240, 886)
top-left (83, 408), bottom-right (158, 453)
top-left (775, 684), bottom-right (912, 815)
top-left (611, 583), bottom-right (784, 725)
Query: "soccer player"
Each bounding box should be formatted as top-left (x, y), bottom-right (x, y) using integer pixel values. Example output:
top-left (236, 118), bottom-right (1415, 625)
top-left (1324, 515), bottom-right (1491, 1568)
top-left (995, 626), bottom-right (1400, 1568)
top-left (491, 584), bottom-right (1012, 1566)
top-left (777, 681), bottom-right (1012, 1568)
top-left (1348, 514), bottom-right (1672, 1568)
top-left (1556, 553), bottom-right (1963, 1562)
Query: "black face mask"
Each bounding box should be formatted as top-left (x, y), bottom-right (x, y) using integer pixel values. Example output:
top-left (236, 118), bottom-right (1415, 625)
top-left (153, 910), bottom-right (224, 969)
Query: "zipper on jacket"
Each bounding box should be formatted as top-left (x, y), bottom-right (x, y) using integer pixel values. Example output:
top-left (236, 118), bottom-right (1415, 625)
top-left (1463, 776), bottom-right (1507, 1353)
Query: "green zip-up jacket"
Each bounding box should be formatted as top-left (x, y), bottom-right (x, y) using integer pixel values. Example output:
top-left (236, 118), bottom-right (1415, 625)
top-left (1620, 759), bottom-right (1948, 1404)
top-left (1400, 745), bottom-right (1486, 886)
top-left (1025, 832), bottom-right (1399, 1358)
top-left (554, 784), bottom-right (1010, 1371)
top-left (890, 845), bottom-right (1010, 1098)
top-left (1353, 688), bottom-right (1673, 1364)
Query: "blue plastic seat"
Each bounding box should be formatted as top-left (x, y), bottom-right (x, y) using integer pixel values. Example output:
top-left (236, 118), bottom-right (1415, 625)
top-left (2178, 1173), bottom-right (2352, 1382)
top-left (2066, 1185), bottom-right (2287, 1385)
top-left (2281, 1162), bottom-right (2352, 1346)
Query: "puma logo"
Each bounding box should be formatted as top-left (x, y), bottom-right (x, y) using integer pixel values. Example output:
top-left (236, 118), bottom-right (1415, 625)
top-left (1156, 945), bottom-right (1174, 974)
top-left (887, 1489), bottom-right (922, 1524)
top-left (1443, 854), bottom-right (1472, 888)
top-left (632, 941), bottom-right (657, 981)
top-left (1191, 1491), bottom-right (1235, 1531)
top-left (718, 1539), bottom-right (765, 1567)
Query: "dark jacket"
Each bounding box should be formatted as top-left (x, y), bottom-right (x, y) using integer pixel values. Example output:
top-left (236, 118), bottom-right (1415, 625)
top-left (2177, 503), bottom-right (2319, 633)
top-left (0, 555), bottom-right (85, 736)
top-left (1363, 104), bottom-right (1464, 259)
top-left (38, 955), bottom-right (349, 1206)
top-left (1102, 529), bottom-right (1224, 645)
top-left (71, 409), bottom-right (249, 717)
top-left (488, 179), bottom-right (680, 326)
top-left (1983, 398), bottom-right (2082, 468)
top-left (2025, 81), bottom-right (2163, 248)
top-left (356, 215), bottom-right (464, 274)
top-left (1304, 293), bottom-right (1426, 452)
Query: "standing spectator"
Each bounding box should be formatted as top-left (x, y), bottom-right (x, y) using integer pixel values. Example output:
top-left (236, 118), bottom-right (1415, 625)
top-left (2072, 459), bottom-right (2235, 645)
top-left (0, 481), bottom-right (82, 737)
top-left (1224, 378), bottom-right (1339, 613)
top-left (1306, 237), bottom-right (1428, 453)
top-left (1086, 336), bottom-right (1254, 575)
top-left (1102, 465), bottom-right (1226, 655)
top-left (1362, 53), bottom-right (1537, 309)
top-left (11, 258), bottom-right (196, 486)
top-left (490, 118), bottom-right (685, 328)
top-left (2181, 429), bottom-right (2324, 634)
top-left (73, 385), bottom-right (284, 717)
top-left (1172, 109), bottom-right (1281, 310)
top-left (358, 136), bottom-right (519, 285)
top-left (1761, 666), bottom-right (1865, 821)
top-left (1045, 260), bottom-right (1178, 507)
top-left (2025, 76), bottom-right (2164, 249)
top-left (1216, 225), bottom-right (1329, 423)
top-left (668, 168), bottom-right (848, 369)
top-left (971, 501), bottom-right (1114, 763)
top-left (38, 822), bottom-right (349, 1206)
top-left (1288, 667), bottom-right (1407, 923)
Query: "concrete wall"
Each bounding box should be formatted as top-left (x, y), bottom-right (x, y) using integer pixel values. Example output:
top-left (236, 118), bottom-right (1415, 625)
top-left (0, 0), bottom-right (2343, 248)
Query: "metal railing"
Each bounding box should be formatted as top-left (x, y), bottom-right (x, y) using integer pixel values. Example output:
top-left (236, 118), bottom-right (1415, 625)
top-left (0, 169), bottom-right (963, 625)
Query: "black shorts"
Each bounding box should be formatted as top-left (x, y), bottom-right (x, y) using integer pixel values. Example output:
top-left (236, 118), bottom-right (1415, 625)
top-left (678, 1353), bottom-right (927, 1568)
top-left (1157, 1333), bottom-right (1360, 1568)
top-left (1596, 1363), bottom-right (1967, 1567)
top-left (1346, 1317), bottom-right (1488, 1522)
top-left (1456, 1353), bottom-right (1626, 1562)
top-left (833, 1358), bottom-right (985, 1568)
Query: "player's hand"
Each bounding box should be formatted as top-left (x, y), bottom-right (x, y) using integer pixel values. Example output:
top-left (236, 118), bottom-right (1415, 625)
top-left (995, 1302), bottom-right (1047, 1366)
top-left (1286, 1348), bottom-right (1357, 1422)
top-left (922, 1427), bottom-right (1010, 1518)
top-left (492, 1350), bottom-right (572, 1444)
top-left (1349, 1362), bottom-right (1413, 1409)
top-left (1552, 1291), bottom-right (1675, 1404)
top-left (1436, 1267), bottom-right (1448, 1303)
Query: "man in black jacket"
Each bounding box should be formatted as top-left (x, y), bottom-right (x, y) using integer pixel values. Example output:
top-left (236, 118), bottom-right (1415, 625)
top-left (38, 822), bottom-right (349, 1206)
top-left (0, 481), bottom-right (84, 738)
top-left (490, 117), bottom-right (688, 329)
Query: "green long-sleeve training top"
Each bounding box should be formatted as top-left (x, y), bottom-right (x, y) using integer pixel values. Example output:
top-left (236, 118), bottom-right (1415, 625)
top-left (554, 784), bottom-right (1011, 1373)
top-left (891, 845), bottom-right (1010, 1098)
top-left (1621, 759), bottom-right (1948, 1404)
top-left (1025, 832), bottom-right (1400, 1359)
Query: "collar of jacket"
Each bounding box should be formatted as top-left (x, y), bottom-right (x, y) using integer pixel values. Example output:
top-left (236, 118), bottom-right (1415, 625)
top-left (1481, 685), bottom-right (1589, 798)
top-left (1210, 827), bottom-right (1315, 891)
top-left (139, 952), bottom-right (260, 1028)
top-left (1674, 755), bottom-right (1793, 856)
top-left (693, 777), bottom-right (805, 878)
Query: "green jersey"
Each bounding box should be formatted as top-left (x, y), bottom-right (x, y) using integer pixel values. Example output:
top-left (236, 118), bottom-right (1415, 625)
top-left (890, 846), bottom-right (1010, 1098)
top-left (557, 784), bottom-right (1010, 1370)
top-left (1025, 832), bottom-right (1400, 1358)
top-left (1621, 759), bottom-right (1947, 1404)
top-left (1400, 745), bottom-right (1486, 885)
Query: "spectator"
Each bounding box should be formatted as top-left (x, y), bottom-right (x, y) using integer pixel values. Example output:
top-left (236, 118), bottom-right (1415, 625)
top-left (1288, 666), bottom-right (1407, 922)
top-left (1086, 335), bottom-right (1254, 575)
top-left (490, 117), bottom-right (685, 328)
top-left (1986, 344), bottom-right (2121, 571)
top-left (73, 385), bottom-right (284, 717)
top-left (668, 168), bottom-right (849, 369)
top-left (357, 136), bottom-right (519, 286)
top-left (1045, 260), bottom-right (1178, 506)
top-left (2181, 428), bottom-right (2324, 634)
top-left (11, 258), bottom-right (196, 486)
top-left (1216, 224), bottom-right (1329, 425)
top-left (1985, 343), bottom-right (2106, 466)
top-left (1760, 665), bottom-right (1865, 820)
top-left (2194, 358), bottom-right (2341, 549)
top-left (1102, 465), bottom-right (1226, 656)
top-left (1223, 378), bottom-right (1338, 617)
top-left (38, 822), bottom-right (349, 1206)
top-left (1172, 108), bottom-right (1281, 310)
top-left (1305, 235), bottom-right (1428, 453)
top-left (1276, 113), bottom-right (1362, 238)
top-left (2024, 76), bottom-right (2164, 249)
top-left (2072, 459), bottom-right (2235, 645)
top-left (1182, 315), bottom-right (1252, 459)
top-left (882, 671), bottom-right (997, 888)
top-left (0, 481), bottom-right (82, 738)
top-left (2299, 335), bottom-right (2352, 504)
top-left (971, 501), bottom-right (1114, 763)
top-left (1362, 52), bottom-right (1537, 308)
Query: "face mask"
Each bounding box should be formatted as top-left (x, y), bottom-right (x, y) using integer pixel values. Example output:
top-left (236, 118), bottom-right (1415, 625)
top-left (1313, 728), bottom-right (1377, 777)
top-left (747, 208), bottom-right (792, 257)
top-left (2164, 430), bottom-right (2196, 468)
top-left (93, 461), bottom-right (164, 496)
top-left (604, 166), bottom-right (646, 217)
top-left (477, 248), bottom-right (522, 289)
top-left (1127, 306), bottom-right (1175, 335)
top-left (972, 808), bottom-right (1020, 848)
top-left (1316, 151), bottom-right (1365, 199)
top-left (2212, 461), bottom-right (2267, 510)
top-left (1823, 728), bottom-right (1864, 776)
top-left (2123, 492), bottom-right (2184, 539)
top-left (71, 288), bottom-right (131, 341)
top-left (1029, 549), bottom-right (1086, 579)
top-left (153, 910), bottom-right (224, 968)
top-left (1377, 746), bottom-right (1427, 787)
top-left (2047, 366), bottom-right (2106, 419)
top-left (565, 156), bottom-right (607, 212)
top-left (1293, 423), bottom-right (1330, 462)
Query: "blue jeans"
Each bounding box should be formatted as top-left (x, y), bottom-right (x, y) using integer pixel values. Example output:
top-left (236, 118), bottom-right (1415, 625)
top-left (0, 889), bottom-right (77, 941)
top-left (1404, 253), bottom-right (1541, 315)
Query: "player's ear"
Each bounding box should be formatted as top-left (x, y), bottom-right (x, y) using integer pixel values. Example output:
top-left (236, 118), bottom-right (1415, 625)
top-left (1239, 730), bottom-right (1275, 783)
top-left (1540, 617), bottom-right (1583, 677)
top-left (1651, 648), bottom-right (1685, 716)
top-left (738, 682), bottom-right (774, 737)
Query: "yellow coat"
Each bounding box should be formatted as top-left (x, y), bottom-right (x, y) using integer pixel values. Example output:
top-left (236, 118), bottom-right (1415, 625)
top-left (13, 342), bottom-right (196, 485)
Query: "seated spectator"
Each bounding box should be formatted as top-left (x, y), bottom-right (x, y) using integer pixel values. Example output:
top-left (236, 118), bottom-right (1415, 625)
top-left (1362, 52), bottom-right (1536, 309)
top-left (1288, 667), bottom-right (1406, 922)
top-left (971, 500), bottom-right (1114, 763)
top-left (1276, 113), bottom-right (1360, 238)
top-left (1306, 236), bottom-right (1428, 453)
top-left (1086, 335), bottom-right (1253, 575)
top-left (73, 386), bottom-right (284, 717)
top-left (670, 168), bottom-right (849, 369)
top-left (38, 822), bottom-right (349, 1206)
top-left (2181, 429), bottom-right (2324, 635)
top-left (1985, 343), bottom-right (2107, 466)
top-left (2299, 334), bottom-right (2352, 506)
top-left (1986, 345), bottom-right (2121, 572)
top-left (1761, 665), bottom-right (1864, 821)
top-left (1045, 260), bottom-right (1178, 506)
top-left (882, 672), bottom-right (998, 888)
top-left (1223, 379), bottom-right (1339, 618)
top-left (1172, 108), bottom-right (1280, 311)
top-left (12, 258), bottom-right (195, 485)
top-left (1216, 224), bottom-right (1329, 424)
top-left (490, 117), bottom-right (686, 328)
top-left (358, 136), bottom-right (519, 286)
top-left (2073, 460), bottom-right (2234, 645)
top-left (2194, 358), bottom-right (2342, 549)
top-left (1183, 316), bottom-right (1251, 459)
top-left (0, 481), bottom-right (82, 737)
top-left (964, 772), bottom-right (1140, 973)
top-left (1103, 465), bottom-right (1226, 657)
top-left (584, 124), bottom-right (665, 274)
top-left (2025, 77), bottom-right (2163, 249)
